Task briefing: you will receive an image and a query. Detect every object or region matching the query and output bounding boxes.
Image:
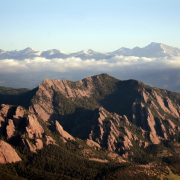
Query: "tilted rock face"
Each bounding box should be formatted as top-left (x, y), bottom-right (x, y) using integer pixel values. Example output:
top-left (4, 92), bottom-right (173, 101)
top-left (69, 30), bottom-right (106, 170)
top-left (13, 106), bottom-right (25, 126)
top-left (6, 119), bottom-right (15, 140)
top-left (45, 135), bottom-right (57, 146)
top-left (139, 140), bottom-right (149, 148)
top-left (86, 139), bottom-right (101, 150)
top-left (141, 90), bottom-right (149, 104)
top-left (53, 120), bottom-right (75, 141)
top-left (122, 115), bottom-right (131, 126)
top-left (26, 114), bottom-right (44, 139)
top-left (122, 135), bottom-right (133, 151)
top-left (107, 132), bottom-right (117, 152)
top-left (0, 116), bottom-right (5, 135)
top-left (151, 91), bottom-right (171, 114)
top-left (20, 139), bottom-right (43, 153)
top-left (0, 140), bottom-right (22, 164)
top-left (86, 107), bottom-right (148, 157)
top-left (165, 97), bottom-right (179, 117)
top-left (123, 127), bottom-right (138, 141)
top-left (29, 77), bottom-right (97, 122)
top-left (35, 139), bottom-right (43, 150)
top-left (20, 139), bottom-right (37, 153)
top-left (0, 104), bottom-right (11, 118)
top-left (144, 107), bottom-right (160, 144)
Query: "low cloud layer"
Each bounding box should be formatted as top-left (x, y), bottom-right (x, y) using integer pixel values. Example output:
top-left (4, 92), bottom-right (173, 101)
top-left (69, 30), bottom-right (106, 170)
top-left (0, 55), bottom-right (180, 92)
top-left (1, 55), bottom-right (180, 73)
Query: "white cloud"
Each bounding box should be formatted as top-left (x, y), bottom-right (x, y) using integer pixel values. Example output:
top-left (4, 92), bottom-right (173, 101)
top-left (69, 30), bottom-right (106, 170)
top-left (0, 56), bottom-right (180, 74)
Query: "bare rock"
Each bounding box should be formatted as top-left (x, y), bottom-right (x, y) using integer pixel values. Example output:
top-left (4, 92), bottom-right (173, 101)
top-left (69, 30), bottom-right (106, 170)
top-left (149, 132), bottom-right (160, 144)
top-left (6, 119), bottom-right (15, 140)
top-left (139, 140), bottom-right (149, 148)
top-left (0, 104), bottom-right (11, 118)
top-left (13, 106), bottom-right (25, 126)
top-left (54, 121), bottom-right (75, 141)
top-left (123, 115), bottom-right (131, 126)
top-left (140, 127), bottom-right (146, 139)
top-left (86, 139), bottom-right (101, 150)
top-left (0, 116), bottom-right (6, 135)
top-left (26, 114), bottom-right (44, 139)
top-left (167, 119), bottom-right (176, 129)
top-left (29, 104), bottom-right (50, 122)
top-left (109, 120), bottom-right (120, 137)
top-left (0, 140), bottom-right (22, 164)
top-left (35, 139), bottom-right (43, 150)
top-left (111, 113), bottom-right (120, 126)
top-left (45, 135), bottom-right (57, 145)
top-left (20, 139), bottom-right (37, 153)
top-left (122, 151), bottom-right (134, 159)
top-left (141, 91), bottom-right (149, 104)
top-left (123, 127), bottom-right (138, 141)
top-left (107, 132), bottom-right (117, 151)
top-left (145, 108), bottom-right (160, 144)
top-left (99, 125), bottom-right (104, 141)
top-left (165, 98), bottom-right (179, 117)
top-left (122, 135), bottom-right (133, 151)
top-left (151, 91), bottom-right (171, 114)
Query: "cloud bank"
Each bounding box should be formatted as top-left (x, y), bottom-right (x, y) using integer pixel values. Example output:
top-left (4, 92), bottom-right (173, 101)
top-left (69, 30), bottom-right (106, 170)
top-left (1, 55), bottom-right (180, 73)
top-left (0, 55), bottom-right (180, 92)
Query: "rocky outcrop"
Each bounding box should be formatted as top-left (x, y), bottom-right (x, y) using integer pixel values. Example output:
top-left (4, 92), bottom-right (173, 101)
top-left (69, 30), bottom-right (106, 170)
top-left (0, 140), bottom-right (22, 163)
top-left (123, 127), bottom-right (138, 141)
top-left (20, 139), bottom-right (37, 153)
top-left (122, 135), bottom-right (133, 151)
top-left (145, 108), bottom-right (160, 144)
top-left (26, 114), bottom-right (44, 139)
top-left (0, 116), bottom-right (5, 135)
top-left (122, 115), bottom-right (131, 126)
top-left (0, 104), bottom-right (11, 118)
top-left (107, 132), bottom-right (117, 152)
top-left (45, 135), bottom-right (57, 145)
top-left (13, 106), bottom-right (25, 126)
top-left (151, 91), bottom-right (171, 115)
top-left (165, 97), bottom-right (179, 117)
top-left (20, 138), bottom-right (43, 153)
top-left (35, 139), bottom-right (43, 150)
top-left (86, 139), bottom-right (101, 150)
top-left (52, 121), bottom-right (75, 141)
top-left (139, 140), bottom-right (149, 148)
top-left (6, 119), bottom-right (15, 140)
top-left (141, 91), bottom-right (149, 104)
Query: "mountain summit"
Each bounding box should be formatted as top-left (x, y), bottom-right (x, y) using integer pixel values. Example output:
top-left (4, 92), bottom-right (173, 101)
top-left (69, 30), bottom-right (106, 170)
top-left (111, 42), bottom-right (180, 57)
top-left (1, 43), bottom-right (180, 60)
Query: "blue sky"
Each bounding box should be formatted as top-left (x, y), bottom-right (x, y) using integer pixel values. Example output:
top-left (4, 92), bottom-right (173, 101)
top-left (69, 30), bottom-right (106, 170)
top-left (0, 0), bottom-right (180, 52)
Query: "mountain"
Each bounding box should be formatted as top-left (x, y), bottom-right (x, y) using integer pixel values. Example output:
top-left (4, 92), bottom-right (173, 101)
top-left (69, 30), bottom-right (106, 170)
top-left (1, 42), bottom-right (180, 60)
top-left (1, 74), bottom-right (180, 179)
top-left (111, 42), bottom-right (180, 57)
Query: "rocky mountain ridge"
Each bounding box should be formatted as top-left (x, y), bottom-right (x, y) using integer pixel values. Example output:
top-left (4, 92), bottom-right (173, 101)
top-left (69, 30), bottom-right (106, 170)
top-left (1, 73), bottom-right (180, 179)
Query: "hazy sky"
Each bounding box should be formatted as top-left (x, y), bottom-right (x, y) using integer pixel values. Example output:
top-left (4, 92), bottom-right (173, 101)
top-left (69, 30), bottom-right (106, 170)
top-left (1, 0), bottom-right (180, 52)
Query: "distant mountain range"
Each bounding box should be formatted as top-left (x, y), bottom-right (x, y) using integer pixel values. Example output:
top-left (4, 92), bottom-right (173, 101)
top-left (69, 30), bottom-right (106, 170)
top-left (1, 42), bottom-right (180, 60)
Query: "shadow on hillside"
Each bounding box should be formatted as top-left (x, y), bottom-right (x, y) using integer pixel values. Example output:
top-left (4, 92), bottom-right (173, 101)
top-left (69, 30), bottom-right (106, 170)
top-left (99, 80), bottom-right (142, 122)
top-left (49, 107), bottom-right (99, 140)
top-left (0, 87), bottom-right (38, 109)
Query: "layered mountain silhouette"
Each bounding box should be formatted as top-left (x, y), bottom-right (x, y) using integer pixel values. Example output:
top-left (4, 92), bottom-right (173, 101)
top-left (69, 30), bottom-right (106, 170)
top-left (1, 42), bottom-right (180, 60)
top-left (1, 74), bottom-right (180, 179)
